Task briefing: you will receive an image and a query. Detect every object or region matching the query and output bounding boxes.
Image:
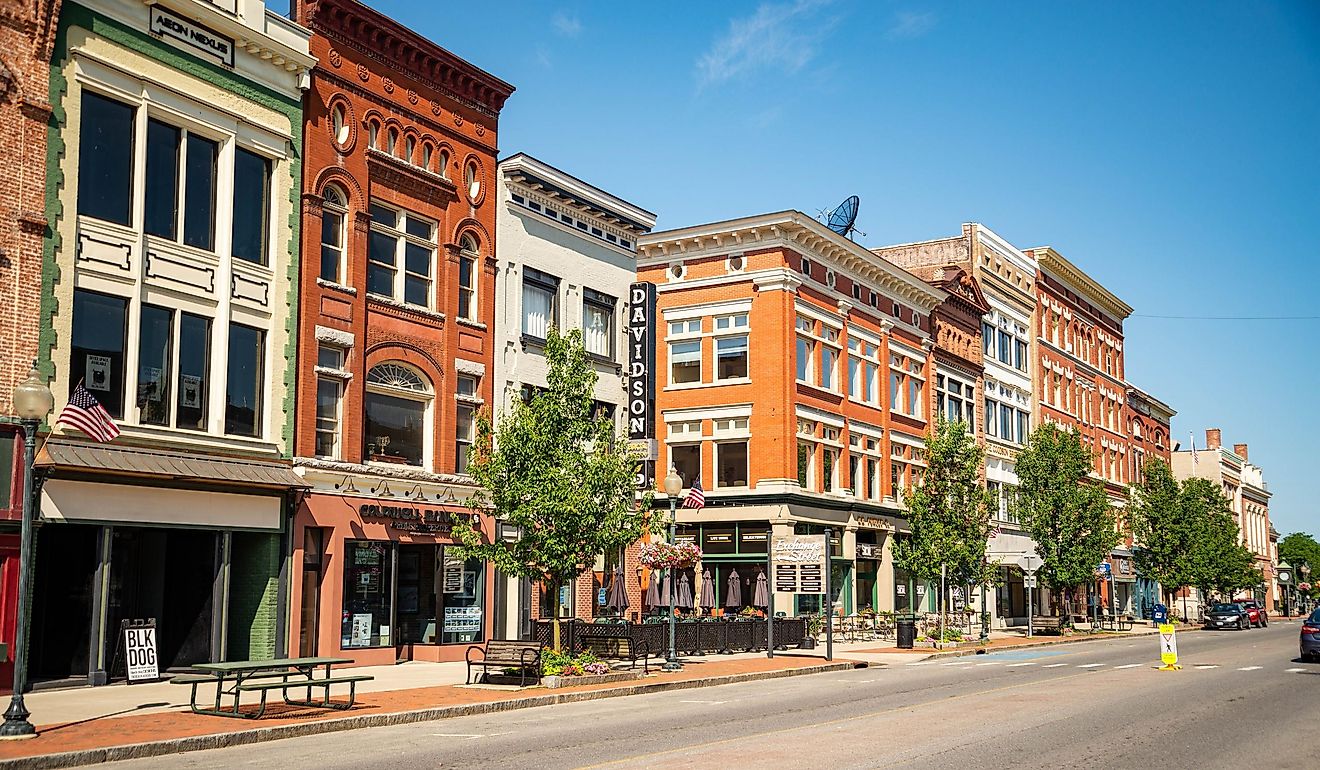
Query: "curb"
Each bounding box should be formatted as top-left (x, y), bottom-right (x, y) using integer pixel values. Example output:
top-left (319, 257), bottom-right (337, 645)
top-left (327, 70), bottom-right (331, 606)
top-left (0, 660), bottom-right (864, 769)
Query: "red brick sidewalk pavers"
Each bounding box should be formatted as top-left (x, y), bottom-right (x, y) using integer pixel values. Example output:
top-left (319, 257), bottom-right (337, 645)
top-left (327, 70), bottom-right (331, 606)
top-left (0, 654), bottom-right (856, 765)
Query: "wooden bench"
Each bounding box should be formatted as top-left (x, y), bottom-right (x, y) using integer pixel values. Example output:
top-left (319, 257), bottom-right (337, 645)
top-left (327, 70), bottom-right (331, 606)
top-left (1031, 616), bottom-right (1064, 635)
top-left (466, 640), bottom-right (544, 687)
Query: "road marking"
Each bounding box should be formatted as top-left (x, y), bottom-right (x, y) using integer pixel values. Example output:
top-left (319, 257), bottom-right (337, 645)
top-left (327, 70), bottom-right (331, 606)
top-left (1114, 664), bottom-right (1142, 669)
top-left (1043, 663), bottom-right (1068, 668)
top-left (1076, 663), bottom-right (1104, 668)
top-left (943, 660), bottom-right (975, 666)
top-left (905, 661), bottom-right (936, 666)
top-left (1237, 666), bottom-right (1262, 671)
top-left (432, 734), bottom-right (485, 740)
top-left (1286, 668), bottom-right (1305, 673)
top-left (975, 662), bottom-right (1002, 666)
top-left (679, 700), bottom-right (729, 704)
top-left (1006, 662), bottom-right (1037, 667)
top-left (1195, 665), bottom-right (1219, 669)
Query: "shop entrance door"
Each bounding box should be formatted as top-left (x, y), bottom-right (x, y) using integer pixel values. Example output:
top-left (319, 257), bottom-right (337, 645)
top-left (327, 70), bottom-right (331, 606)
top-left (29, 524), bottom-right (97, 683)
top-left (397, 544), bottom-right (438, 647)
top-left (107, 528), bottom-right (217, 673)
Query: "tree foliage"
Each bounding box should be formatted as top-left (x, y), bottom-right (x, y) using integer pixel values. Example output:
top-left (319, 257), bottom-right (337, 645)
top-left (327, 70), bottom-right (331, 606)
top-left (1182, 477), bottom-right (1260, 598)
top-left (450, 328), bottom-right (656, 619)
top-left (891, 417), bottom-right (997, 586)
top-left (1278, 532), bottom-right (1320, 598)
top-left (1012, 423), bottom-right (1120, 608)
top-left (1129, 458), bottom-right (1196, 606)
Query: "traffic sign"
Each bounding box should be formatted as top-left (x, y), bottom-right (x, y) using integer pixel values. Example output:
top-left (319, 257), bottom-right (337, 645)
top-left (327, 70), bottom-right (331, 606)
top-left (1158, 623), bottom-right (1180, 670)
top-left (1024, 575), bottom-right (1037, 588)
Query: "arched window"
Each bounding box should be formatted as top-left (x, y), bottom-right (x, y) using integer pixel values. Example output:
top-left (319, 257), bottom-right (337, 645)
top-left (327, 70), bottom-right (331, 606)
top-left (457, 234), bottom-right (478, 321)
top-left (464, 160), bottom-right (480, 201)
top-left (331, 104), bottom-right (350, 146)
top-left (421, 142), bottom-right (433, 170)
top-left (438, 149), bottom-right (450, 179)
top-left (320, 184), bottom-right (347, 282)
top-left (364, 363), bottom-right (432, 467)
top-left (404, 135), bottom-right (416, 162)
top-left (367, 119), bottom-right (380, 149)
top-left (386, 127), bottom-right (398, 154)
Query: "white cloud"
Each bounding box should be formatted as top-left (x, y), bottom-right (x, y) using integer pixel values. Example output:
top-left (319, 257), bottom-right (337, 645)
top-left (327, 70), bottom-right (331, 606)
top-left (696, 0), bottom-right (837, 88)
top-left (552, 11), bottom-right (582, 38)
top-left (886, 10), bottom-right (936, 40)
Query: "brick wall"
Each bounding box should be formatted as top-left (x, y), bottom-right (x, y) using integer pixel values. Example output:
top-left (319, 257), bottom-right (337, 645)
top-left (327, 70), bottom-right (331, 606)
top-left (227, 531), bottom-right (281, 661)
top-left (0, 1), bottom-right (61, 415)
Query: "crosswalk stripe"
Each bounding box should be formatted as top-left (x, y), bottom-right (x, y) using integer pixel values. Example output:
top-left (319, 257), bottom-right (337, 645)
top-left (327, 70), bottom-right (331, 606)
top-left (1237, 666), bottom-right (1262, 671)
top-left (905, 661), bottom-right (936, 666)
top-left (1195, 665), bottom-right (1219, 670)
top-left (1114, 664), bottom-right (1142, 669)
top-left (975, 662), bottom-right (1001, 666)
top-left (1007, 662), bottom-right (1037, 668)
top-left (1043, 663), bottom-right (1068, 668)
top-left (1286, 668), bottom-right (1305, 673)
top-left (1076, 663), bottom-right (1104, 668)
top-left (943, 660), bottom-right (975, 666)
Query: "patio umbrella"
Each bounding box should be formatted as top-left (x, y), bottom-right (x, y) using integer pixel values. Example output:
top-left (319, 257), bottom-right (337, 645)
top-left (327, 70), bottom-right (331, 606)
top-left (700, 568), bottom-right (717, 611)
top-left (677, 570), bottom-right (694, 610)
top-left (725, 568), bottom-right (742, 609)
top-left (753, 569), bottom-right (769, 608)
top-left (644, 569), bottom-right (662, 609)
top-left (606, 564), bottom-right (629, 612)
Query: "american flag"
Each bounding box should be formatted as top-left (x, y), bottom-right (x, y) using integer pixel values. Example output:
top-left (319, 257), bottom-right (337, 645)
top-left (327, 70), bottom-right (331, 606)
top-left (682, 479), bottom-right (705, 509)
top-left (57, 383), bottom-right (121, 442)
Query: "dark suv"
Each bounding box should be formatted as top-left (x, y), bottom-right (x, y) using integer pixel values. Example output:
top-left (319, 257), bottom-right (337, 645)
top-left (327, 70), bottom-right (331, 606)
top-left (1300, 608), bottom-right (1320, 662)
top-left (1205, 602), bottom-right (1251, 631)
top-left (1236, 599), bottom-right (1268, 628)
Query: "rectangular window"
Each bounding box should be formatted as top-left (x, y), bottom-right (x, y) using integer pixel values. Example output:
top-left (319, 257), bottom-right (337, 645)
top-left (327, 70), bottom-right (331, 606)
top-left (797, 442), bottom-right (812, 488)
top-left (70, 289), bottom-right (129, 418)
top-left (144, 119), bottom-right (180, 240)
top-left (320, 205), bottom-right (345, 282)
top-left (458, 255), bottom-right (477, 321)
top-left (866, 458), bottom-right (878, 500)
top-left (714, 313), bottom-right (748, 331)
top-left (796, 336), bottom-right (814, 383)
top-left (823, 448), bottom-right (837, 492)
top-left (716, 335), bottom-right (748, 380)
top-left (1000, 403), bottom-right (1015, 444)
top-left (455, 404), bottom-right (475, 473)
top-left (907, 377), bottom-right (922, 417)
top-left (183, 133), bottom-right (218, 251)
top-left (364, 391), bottom-right (425, 466)
top-left (315, 378), bottom-right (341, 458)
top-left (821, 347), bottom-right (837, 390)
top-left (998, 329), bottom-right (1012, 365)
top-left (136, 304), bottom-right (173, 426)
top-left (318, 345), bottom-right (344, 371)
top-left (367, 202), bottom-right (435, 307)
top-left (341, 541), bottom-right (393, 648)
top-left (583, 289), bottom-right (614, 358)
top-left (985, 398), bottom-right (997, 438)
top-left (1015, 339), bottom-right (1028, 372)
top-left (521, 267), bottom-right (558, 340)
top-left (225, 323), bottom-right (264, 437)
top-left (890, 370), bottom-right (902, 411)
top-left (78, 92), bottom-right (135, 226)
top-left (982, 322), bottom-right (995, 357)
top-left (176, 313), bottom-right (211, 430)
top-left (1018, 410), bottom-right (1030, 444)
top-left (456, 374), bottom-right (478, 398)
top-left (232, 148), bottom-right (270, 264)
top-left (671, 444), bottom-right (701, 489)
top-left (717, 441), bottom-right (749, 488)
top-left (670, 340), bottom-right (701, 384)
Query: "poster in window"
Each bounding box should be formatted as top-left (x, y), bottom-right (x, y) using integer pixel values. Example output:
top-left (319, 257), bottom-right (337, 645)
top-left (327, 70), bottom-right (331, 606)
top-left (143, 367), bottom-right (163, 401)
top-left (443, 558), bottom-right (464, 593)
top-left (86, 355), bottom-right (111, 391)
top-left (180, 374), bottom-right (202, 408)
top-left (399, 585), bottom-right (419, 614)
top-left (350, 613), bottom-right (372, 646)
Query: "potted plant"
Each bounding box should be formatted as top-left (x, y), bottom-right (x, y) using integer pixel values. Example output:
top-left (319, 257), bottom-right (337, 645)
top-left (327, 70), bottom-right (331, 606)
top-left (801, 613), bottom-right (824, 649)
top-left (638, 541), bottom-right (702, 569)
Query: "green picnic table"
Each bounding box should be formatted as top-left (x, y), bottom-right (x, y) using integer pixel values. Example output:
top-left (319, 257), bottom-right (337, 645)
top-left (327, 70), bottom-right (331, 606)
top-left (171, 657), bottom-right (372, 719)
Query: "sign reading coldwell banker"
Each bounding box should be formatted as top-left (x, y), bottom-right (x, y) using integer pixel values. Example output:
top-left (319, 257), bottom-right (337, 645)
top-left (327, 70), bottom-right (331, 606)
top-left (628, 282), bottom-right (657, 489)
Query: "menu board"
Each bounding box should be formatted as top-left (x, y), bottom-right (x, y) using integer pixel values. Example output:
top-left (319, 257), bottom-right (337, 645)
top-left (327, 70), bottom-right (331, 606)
top-left (770, 535), bottom-right (828, 594)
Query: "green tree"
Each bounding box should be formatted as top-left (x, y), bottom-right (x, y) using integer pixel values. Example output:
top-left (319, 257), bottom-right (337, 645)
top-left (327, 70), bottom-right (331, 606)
top-left (1183, 478), bottom-right (1260, 601)
top-left (1012, 423), bottom-right (1121, 617)
top-left (1278, 532), bottom-right (1320, 598)
top-left (450, 328), bottom-right (655, 649)
top-left (891, 417), bottom-right (997, 620)
top-left (1129, 458), bottom-right (1196, 609)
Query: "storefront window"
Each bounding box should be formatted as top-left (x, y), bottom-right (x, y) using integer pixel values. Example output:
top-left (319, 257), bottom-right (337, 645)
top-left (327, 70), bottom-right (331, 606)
top-left (342, 541), bottom-right (393, 648)
top-left (439, 551), bottom-right (485, 644)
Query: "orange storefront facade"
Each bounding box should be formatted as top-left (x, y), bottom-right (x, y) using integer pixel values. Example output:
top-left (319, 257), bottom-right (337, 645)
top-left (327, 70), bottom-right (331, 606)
top-left (287, 0), bottom-right (512, 664)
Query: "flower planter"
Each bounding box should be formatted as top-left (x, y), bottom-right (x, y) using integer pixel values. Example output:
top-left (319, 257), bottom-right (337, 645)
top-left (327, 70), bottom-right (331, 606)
top-left (540, 670), bottom-right (644, 689)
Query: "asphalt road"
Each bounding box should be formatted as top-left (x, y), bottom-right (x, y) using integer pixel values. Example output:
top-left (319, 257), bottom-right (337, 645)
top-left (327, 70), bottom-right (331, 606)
top-left (110, 622), bottom-right (1318, 769)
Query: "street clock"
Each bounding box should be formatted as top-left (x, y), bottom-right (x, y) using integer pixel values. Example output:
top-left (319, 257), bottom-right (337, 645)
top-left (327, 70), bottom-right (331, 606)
top-left (1277, 568), bottom-right (1293, 585)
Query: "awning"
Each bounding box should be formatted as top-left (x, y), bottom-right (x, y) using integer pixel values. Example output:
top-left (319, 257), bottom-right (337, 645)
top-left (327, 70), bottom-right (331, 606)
top-left (36, 437), bottom-right (308, 489)
top-left (1110, 547), bottom-right (1133, 557)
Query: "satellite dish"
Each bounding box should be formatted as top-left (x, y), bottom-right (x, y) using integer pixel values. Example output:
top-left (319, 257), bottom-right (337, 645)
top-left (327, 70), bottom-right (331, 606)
top-left (824, 195), bottom-right (864, 240)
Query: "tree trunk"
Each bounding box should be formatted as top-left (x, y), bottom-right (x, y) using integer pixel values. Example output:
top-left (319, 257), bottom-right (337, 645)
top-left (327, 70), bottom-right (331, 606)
top-left (551, 582), bottom-right (562, 652)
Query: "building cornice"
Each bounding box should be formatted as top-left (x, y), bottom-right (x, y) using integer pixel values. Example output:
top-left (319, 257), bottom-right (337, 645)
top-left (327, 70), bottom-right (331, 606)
top-left (638, 211), bottom-right (947, 311)
top-left (1031, 246), bottom-right (1133, 321)
top-left (300, 0), bottom-right (513, 117)
top-left (500, 153), bottom-right (655, 233)
top-left (1126, 384), bottom-right (1176, 422)
top-left (147, 0), bottom-right (316, 77)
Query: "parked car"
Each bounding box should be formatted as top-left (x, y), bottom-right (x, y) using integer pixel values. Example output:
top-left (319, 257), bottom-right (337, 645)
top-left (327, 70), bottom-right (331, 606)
top-left (1235, 599), bottom-right (1268, 628)
top-left (1205, 602), bottom-right (1252, 631)
top-left (1301, 608), bottom-right (1320, 662)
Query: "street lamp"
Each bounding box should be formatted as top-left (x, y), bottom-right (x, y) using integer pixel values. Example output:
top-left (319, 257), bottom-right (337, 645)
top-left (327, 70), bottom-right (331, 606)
top-left (661, 467), bottom-right (682, 672)
top-left (2, 363), bottom-right (53, 739)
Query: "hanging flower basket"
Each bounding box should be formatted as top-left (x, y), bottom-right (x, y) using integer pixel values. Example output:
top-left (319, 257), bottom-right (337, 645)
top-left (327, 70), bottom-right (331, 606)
top-left (639, 541), bottom-right (702, 569)
top-left (1299, 582), bottom-right (1311, 592)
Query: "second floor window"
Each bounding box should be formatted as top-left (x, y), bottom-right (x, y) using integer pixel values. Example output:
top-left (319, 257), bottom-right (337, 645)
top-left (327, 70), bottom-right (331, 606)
top-left (224, 323), bottom-right (265, 438)
top-left (319, 185), bottom-right (347, 282)
top-left (144, 119), bottom-right (217, 251)
top-left (364, 363), bottom-right (432, 467)
top-left (583, 289), bottom-right (615, 359)
top-left (368, 202), bottom-right (435, 308)
top-left (522, 267), bottom-right (559, 340)
top-left (458, 235), bottom-right (478, 321)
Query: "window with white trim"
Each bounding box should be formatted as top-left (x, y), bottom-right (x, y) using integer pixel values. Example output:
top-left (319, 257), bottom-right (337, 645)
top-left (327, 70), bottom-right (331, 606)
top-left (457, 234), bottom-right (478, 321)
top-left (669, 318), bottom-right (702, 384)
top-left (583, 288), bottom-right (615, 360)
top-left (714, 314), bottom-right (749, 381)
top-left (936, 372), bottom-right (976, 431)
top-left (367, 201), bottom-right (435, 308)
top-left (364, 363), bottom-right (432, 468)
top-left (716, 441), bottom-right (748, 488)
top-left (848, 336), bottom-right (881, 406)
top-left (320, 185), bottom-right (347, 282)
top-left (889, 351), bottom-right (925, 419)
top-left (521, 267), bottom-right (559, 341)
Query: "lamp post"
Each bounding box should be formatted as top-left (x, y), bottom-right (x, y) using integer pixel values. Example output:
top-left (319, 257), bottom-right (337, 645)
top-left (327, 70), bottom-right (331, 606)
top-left (2, 363), bottom-right (53, 739)
top-left (661, 468), bottom-right (683, 672)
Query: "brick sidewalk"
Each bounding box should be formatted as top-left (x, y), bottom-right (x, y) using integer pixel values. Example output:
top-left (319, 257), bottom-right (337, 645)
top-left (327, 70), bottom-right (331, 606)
top-left (0, 654), bottom-right (858, 767)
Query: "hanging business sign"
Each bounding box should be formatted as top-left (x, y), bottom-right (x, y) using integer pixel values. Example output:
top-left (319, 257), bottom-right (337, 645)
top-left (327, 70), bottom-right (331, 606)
top-left (771, 535), bottom-right (827, 594)
top-left (149, 6), bottom-right (235, 67)
top-left (123, 621), bottom-right (159, 683)
top-left (627, 281), bottom-right (657, 489)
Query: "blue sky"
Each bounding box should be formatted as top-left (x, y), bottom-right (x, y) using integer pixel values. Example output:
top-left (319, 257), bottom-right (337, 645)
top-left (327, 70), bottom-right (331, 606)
top-left (373, 0), bottom-right (1320, 536)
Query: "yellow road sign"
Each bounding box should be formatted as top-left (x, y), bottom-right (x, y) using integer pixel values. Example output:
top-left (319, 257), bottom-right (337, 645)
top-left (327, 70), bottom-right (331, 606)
top-left (1158, 623), bottom-right (1180, 670)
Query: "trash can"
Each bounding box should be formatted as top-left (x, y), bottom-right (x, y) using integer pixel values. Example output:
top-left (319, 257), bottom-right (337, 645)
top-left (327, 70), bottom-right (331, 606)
top-left (897, 617), bottom-right (916, 649)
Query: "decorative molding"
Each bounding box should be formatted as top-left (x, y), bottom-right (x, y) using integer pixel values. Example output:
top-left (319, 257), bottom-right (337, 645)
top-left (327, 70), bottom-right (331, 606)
top-left (315, 277), bottom-right (358, 296)
top-left (315, 325), bottom-right (355, 348)
top-left (145, 250), bottom-right (215, 292)
top-left (454, 358), bottom-right (486, 376)
top-left (232, 272), bottom-right (270, 306)
top-left (77, 232), bottom-right (132, 271)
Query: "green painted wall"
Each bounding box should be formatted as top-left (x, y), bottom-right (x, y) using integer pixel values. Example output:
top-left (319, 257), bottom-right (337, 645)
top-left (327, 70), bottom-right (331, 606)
top-left (228, 531), bottom-right (282, 661)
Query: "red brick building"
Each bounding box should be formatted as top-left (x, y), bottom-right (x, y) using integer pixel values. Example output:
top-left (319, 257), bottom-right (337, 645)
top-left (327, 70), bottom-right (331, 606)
top-left (287, 0), bottom-right (512, 664)
top-left (0, 0), bottom-right (62, 690)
